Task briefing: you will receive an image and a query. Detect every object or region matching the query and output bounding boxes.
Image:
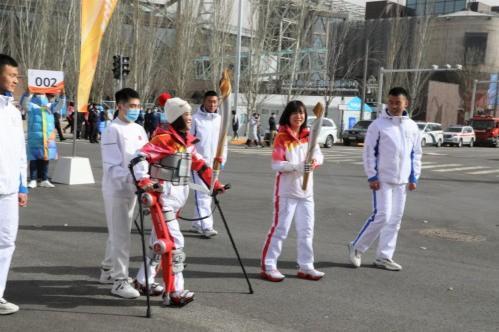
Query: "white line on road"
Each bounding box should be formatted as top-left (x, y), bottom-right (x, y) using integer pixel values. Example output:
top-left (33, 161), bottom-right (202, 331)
top-left (466, 169), bottom-right (499, 175)
top-left (433, 166), bottom-right (489, 172)
top-left (421, 164), bottom-right (461, 169)
top-left (327, 159), bottom-right (356, 163)
top-left (351, 161), bottom-right (364, 165)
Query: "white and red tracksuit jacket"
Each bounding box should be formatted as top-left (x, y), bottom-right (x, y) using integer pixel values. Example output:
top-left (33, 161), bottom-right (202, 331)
top-left (271, 125), bottom-right (324, 198)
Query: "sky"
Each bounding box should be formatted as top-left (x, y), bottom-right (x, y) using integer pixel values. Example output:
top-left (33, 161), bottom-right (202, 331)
top-left (348, 0), bottom-right (499, 6)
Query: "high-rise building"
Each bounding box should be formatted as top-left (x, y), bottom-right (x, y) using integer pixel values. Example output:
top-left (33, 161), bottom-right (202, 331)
top-left (406, 0), bottom-right (468, 15)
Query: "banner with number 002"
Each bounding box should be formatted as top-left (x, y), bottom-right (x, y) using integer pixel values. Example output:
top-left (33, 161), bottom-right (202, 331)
top-left (27, 69), bottom-right (64, 94)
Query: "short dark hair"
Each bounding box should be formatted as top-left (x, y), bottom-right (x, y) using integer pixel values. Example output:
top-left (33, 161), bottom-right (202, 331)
top-left (279, 100), bottom-right (307, 131)
top-left (115, 88), bottom-right (140, 104)
top-left (388, 87), bottom-right (410, 100)
top-left (204, 90), bottom-right (218, 100)
top-left (170, 115), bottom-right (187, 132)
top-left (0, 54), bottom-right (18, 73)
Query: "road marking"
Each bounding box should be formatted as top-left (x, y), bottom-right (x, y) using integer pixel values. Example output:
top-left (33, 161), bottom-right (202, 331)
top-left (351, 161), bottom-right (364, 165)
top-left (421, 164), bottom-right (461, 169)
top-left (423, 152), bottom-right (448, 156)
top-left (433, 166), bottom-right (488, 172)
top-left (466, 169), bottom-right (499, 175)
top-left (328, 159), bottom-right (356, 163)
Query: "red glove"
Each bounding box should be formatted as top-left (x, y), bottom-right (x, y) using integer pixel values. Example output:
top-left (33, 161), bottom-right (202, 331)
top-left (213, 181), bottom-right (226, 194)
top-left (214, 156), bottom-right (223, 164)
top-left (138, 178), bottom-right (154, 191)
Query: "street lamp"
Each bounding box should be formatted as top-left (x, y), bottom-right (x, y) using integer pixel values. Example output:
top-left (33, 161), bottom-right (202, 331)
top-left (376, 64), bottom-right (463, 113)
top-left (470, 79), bottom-right (499, 118)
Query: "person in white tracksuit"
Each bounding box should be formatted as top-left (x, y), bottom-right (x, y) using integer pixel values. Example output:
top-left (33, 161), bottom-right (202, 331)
top-left (260, 100), bottom-right (325, 282)
top-left (348, 87), bottom-right (422, 271)
top-left (0, 54), bottom-right (27, 315)
top-left (190, 90), bottom-right (227, 238)
top-left (99, 88), bottom-right (152, 299)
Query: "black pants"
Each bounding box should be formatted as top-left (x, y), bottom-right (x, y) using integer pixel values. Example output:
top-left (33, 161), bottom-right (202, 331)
top-left (29, 160), bottom-right (49, 181)
top-left (54, 114), bottom-right (65, 140)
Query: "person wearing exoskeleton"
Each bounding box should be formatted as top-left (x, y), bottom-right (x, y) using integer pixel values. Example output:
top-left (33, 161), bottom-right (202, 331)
top-left (130, 97), bottom-right (227, 306)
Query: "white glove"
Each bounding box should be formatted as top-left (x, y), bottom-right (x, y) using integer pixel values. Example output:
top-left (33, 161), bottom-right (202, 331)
top-left (280, 163), bottom-right (300, 173)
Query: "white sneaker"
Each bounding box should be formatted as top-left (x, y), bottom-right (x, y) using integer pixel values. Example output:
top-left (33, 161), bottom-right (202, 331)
top-left (39, 180), bottom-right (55, 188)
top-left (99, 268), bottom-right (113, 284)
top-left (27, 180), bottom-right (37, 188)
top-left (0, 298), bottom-right (19, 315)
top-left (374, 258), bottom-right (402, 271)
top-left (348, 243), bottom-right (362, 268)
top-left (111, 279), bottom-right (140, 299)
top-left (163, 290), bottom-right (194, 307)
top-left (260, 269), bottom-right (285, 282)
top-left (191, 225), bottom-right (204, 235)
top-left (202, 228), bottom-right (218, 238)
top-left (297, 268), bottom-right (325, 281)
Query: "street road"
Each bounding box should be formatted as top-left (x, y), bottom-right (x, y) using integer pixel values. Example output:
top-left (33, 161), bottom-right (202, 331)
top-left (2, 141), bottom-right (498, 331)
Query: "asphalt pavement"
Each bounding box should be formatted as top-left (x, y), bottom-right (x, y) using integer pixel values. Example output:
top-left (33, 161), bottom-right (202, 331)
top-left (2, 139), bottom-right (498, 331)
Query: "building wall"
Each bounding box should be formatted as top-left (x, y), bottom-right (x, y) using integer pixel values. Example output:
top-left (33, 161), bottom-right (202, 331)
top-left (426, 16), bottom-right (499, 73)
top-left (425, 80), bottom-right (462, 126)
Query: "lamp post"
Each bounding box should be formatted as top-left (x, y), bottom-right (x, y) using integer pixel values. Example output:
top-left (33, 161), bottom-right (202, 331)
top-left (376, 64), bottom-right (463, 113)
top-left (470, 79), bottom-right (499, 118)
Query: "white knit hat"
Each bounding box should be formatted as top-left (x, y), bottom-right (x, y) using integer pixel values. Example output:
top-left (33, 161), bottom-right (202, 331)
top-left (164, 97), bottom-right (192, 123)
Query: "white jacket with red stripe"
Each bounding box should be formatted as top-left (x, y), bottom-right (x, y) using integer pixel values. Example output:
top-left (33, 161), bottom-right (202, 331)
top-left (271, 126), bottom-right (323, 199)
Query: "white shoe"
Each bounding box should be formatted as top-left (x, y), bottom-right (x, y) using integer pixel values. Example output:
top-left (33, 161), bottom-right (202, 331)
top-left (260, 269), bottom-right (285, 282)
top-left (99, 268), bottom-right (113, 284)
top-left (163, 290), bottom-right (194, 307)
top-left (191, 225), bottom-right (204, 235)
top-left (0, 298), bottom-right (19, 315)
top-left (374, 258), bottom-right (402, 271)
top-left (27, 180), bottom-right (37, 188)
top-left (39, 180), bottom-right (55, 188)
top-left (297, 268), bottom-right (325, 281)
top-left (202, 228), bottom-right (218, 238)
top-left (348, 243), bottom-right (362, 268)
top-left (111, 279), bottom-right (140, 299)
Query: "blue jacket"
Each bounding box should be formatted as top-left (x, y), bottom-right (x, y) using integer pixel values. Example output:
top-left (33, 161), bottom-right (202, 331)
top-left (27, 103), bottom-right (58, 161)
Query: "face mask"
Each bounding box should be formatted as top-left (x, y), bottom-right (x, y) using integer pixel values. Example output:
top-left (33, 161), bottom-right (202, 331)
top-left (125, 109), bottom-right (140, 122)
top-left (159, 112), bottom-right (167, 124)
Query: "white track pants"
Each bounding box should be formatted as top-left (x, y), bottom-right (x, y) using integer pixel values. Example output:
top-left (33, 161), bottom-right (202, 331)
top-left (0, 194), bottom-right (18, 298)
top-left (191, 172), bottom-right (214, 231)
top-left (136, 209), bottom-right (185, 292)
top-left (261, 195), bottom-right (315, 271)
top-left (352, 182), bottom-right (407, 260)
top-left (101, 193), bottom-right (137, 280)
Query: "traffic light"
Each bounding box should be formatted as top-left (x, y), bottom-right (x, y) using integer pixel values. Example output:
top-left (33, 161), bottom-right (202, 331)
top-left (121, 56), bottom-right (130, 77)
top-left (112, 55), bottom-right (121, 79)
top-left (111, 55), bottom-right (131, 80)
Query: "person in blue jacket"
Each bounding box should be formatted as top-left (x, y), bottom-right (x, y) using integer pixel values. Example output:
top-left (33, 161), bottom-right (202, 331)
top-left (22, 93), bottom-right (59, 188)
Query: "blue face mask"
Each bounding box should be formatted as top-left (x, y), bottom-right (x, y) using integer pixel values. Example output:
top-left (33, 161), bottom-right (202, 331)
top-left (125, 109), bottom-right (140, 122)
top-left (159, 112), bottom-right (167, 124)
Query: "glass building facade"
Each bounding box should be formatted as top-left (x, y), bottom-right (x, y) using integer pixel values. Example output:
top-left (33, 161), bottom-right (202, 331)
top-left (406, 0), bottom-right (468, 16)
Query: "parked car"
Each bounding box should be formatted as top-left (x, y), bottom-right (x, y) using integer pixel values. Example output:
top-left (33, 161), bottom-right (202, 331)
top-left (416, 122), bottom-right (444, 147)
top-left (307, 116), bottom-right (338, 148)
top-left (443, 125), bottom-right (475, 147)
top-left (342, 120), bottom-right (373, 146)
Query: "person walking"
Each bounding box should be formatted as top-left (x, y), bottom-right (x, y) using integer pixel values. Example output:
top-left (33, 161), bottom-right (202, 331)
top-left (347, 87), bottom-right (422, 271)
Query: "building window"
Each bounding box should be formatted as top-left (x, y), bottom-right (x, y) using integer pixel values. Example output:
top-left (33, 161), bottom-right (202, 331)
top-left (464, 32), bottom-right (488, 65)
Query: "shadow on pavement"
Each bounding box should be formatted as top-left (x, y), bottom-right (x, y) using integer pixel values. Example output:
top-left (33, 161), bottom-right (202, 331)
top-left (6, 279), bottom-right (147, 310)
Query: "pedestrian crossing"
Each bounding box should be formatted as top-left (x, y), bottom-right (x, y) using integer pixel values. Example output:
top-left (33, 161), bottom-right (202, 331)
top-left (229, 145), bottom-right (499, 178)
